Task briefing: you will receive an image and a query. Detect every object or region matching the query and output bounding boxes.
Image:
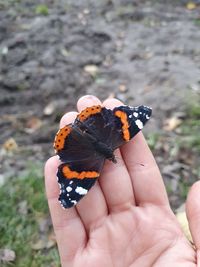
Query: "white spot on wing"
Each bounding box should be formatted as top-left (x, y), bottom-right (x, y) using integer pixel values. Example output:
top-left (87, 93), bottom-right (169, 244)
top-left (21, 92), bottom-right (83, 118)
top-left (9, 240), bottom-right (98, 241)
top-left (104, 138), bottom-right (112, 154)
top-left (71, 200), bottom-right (77, 205)
top-left (75, 186), bottom-right (88, 195)
top-left (135, 119), bottom-right (143, 129)
top-left (129, 115), bottom-right (132, 118)
top-left (133, 112), bottom-right (138, 118)
top-left (59, 200), bottom-right (66, 209)
top-left (66, 186), bottom-right (72, 192)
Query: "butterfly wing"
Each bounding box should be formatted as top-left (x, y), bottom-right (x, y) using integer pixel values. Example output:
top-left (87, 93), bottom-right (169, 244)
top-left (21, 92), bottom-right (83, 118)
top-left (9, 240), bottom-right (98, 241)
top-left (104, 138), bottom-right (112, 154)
top-left (74, 105), bottom-right (116, 145)
top-left (57, 159), bottom-right (104, 208)
top-left (111, 105), bottom-right (152, 149)
top-left (74, 105), bottom-right (152, 152)
top-left (54, 106), bottom-right (107, 208)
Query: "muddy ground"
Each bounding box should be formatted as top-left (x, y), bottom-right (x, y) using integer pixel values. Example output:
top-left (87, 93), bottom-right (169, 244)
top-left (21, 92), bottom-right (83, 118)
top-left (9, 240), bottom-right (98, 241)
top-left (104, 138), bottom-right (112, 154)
top-left (0, 0), bottom-right (200, 209)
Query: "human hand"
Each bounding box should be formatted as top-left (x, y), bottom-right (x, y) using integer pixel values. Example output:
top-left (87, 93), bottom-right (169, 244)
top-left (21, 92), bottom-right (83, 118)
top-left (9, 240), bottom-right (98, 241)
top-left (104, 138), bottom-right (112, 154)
top-left (45, 95), bottom-right (200, 267)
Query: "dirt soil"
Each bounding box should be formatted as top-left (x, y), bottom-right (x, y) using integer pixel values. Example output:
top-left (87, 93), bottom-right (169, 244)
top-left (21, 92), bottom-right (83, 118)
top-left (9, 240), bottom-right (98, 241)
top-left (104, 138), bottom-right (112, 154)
top-left (0, 0), bottom-right (200, 209)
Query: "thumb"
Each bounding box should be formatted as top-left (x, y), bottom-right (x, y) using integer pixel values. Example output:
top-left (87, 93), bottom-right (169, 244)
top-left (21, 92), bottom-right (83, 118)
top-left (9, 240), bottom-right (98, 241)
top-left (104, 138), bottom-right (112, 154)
top-left (186, 181), bottom-right (200, 250)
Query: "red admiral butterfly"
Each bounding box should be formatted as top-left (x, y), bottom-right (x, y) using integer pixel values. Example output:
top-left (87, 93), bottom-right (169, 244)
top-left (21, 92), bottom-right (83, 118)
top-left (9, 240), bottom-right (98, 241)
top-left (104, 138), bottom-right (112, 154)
top-left (54, 105), bottom-right (152, 208)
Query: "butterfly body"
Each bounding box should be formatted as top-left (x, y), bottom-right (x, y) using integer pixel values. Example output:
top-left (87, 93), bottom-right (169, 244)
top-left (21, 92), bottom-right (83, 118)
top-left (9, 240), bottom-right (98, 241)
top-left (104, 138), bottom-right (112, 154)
top-left (54, 105), bottom-right (152, 208)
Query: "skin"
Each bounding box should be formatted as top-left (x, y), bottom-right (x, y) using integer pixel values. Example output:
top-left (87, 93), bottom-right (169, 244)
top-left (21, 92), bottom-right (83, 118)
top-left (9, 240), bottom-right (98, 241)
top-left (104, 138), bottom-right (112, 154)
top-left (45, 95), bottom-right (200, 267)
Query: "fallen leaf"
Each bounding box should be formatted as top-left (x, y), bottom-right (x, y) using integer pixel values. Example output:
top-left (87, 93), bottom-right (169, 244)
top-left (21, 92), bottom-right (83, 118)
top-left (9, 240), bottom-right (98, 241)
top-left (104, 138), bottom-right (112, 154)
top-left (189, 83), bottom-right (200, 92)
top-left (107, 92), bottom-right (116, 99)
top-left (78, 12), bottom-right (84, 20)
top-left (186, 2), bottom-right (197, 10)
top-left (176, 211), bottom-right (193, 243)
top-left (117, 31), bottom-right (125, 39)
top-left (83, 8), bottom-right (90, 15)
top-left (0, 249), bottom-right (16, 262)
top-left (103, 55), bottom-right (112, 67)
top-left (31, 239), bottom-right (47, 250)
top-left (3, 138), bottom-right (18, 152)
top-left (1, 46), bottom-right (8, 56)
top-left (43, 102), bottom-right (56, 116)
top-left (25, 117), bottom-right (42, 133)
top-left (118, 84), bottom-right (127, 93)
top-left (163, 117), bottom-right (182, 131)
top-left (143, 51), bottom-right (153, 60)
top-left (60, 48), bottom-right (69, 57)
top-left (31, 236), bottom-right (56, 250)
top-left (84, 65), bottom-right (99, 76)
top-left (38, 216), bottom-right (51, 233)
top-left (48, 230), bottom-right (56, 242)
top-left (77, 12), bottom-right (87, 25)
top-left (115, 40), bottom-right (123, 52)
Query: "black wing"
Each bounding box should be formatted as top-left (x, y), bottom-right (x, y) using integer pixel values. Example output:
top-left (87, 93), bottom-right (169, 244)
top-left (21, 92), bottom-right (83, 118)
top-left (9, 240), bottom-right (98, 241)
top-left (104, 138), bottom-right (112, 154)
top-left (54, 106), bottom-right (108, 208)
top-left (57, 158), bottom-right (104, 208)
top-left (111, 105), bottom-right (152, 149)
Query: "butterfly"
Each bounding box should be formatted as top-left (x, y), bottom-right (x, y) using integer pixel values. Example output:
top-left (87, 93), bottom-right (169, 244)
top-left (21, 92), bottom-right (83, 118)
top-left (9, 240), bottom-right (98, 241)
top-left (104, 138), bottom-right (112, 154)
top-left (54, 104), bottom-right (152, 208)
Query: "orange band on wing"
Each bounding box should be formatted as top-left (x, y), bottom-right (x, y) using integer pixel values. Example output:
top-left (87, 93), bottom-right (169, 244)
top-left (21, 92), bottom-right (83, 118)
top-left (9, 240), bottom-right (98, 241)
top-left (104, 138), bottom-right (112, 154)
top-left (114, 110), bottom-right (130, 141)
top-left (54, 126), bottom-right (71, 152)
top-left (77, 105), bottom-right (102, 122)
top-left (62, 165), bottom-right (99, 180)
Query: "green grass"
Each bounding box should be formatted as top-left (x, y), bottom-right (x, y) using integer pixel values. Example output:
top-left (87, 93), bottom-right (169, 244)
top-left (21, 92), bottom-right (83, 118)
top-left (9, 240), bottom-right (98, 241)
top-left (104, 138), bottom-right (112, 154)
top-left (180, 97), bottom-right (200, 152)
top-left (179, 180), bottom-right (191, 200)
top-left (0, 168), bottom-right (60, 267)
top-left (35, 4), bottom-right (49, 16)
top-left (146, 132), bottom-right (160, 151)
top-left (194, 19), bottom-right (200, 26)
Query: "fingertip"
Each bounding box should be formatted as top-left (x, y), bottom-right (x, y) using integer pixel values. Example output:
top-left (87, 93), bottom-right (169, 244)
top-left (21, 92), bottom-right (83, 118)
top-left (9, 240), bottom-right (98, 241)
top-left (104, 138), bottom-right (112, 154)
top-left (59, 111), bottom-right (78, 128)
top-left (45, 156), bottom-right (59, 175)
top-left (102, 98), bottom-right (124, 109)
top-left (77, 95), bottom-right (102, 112)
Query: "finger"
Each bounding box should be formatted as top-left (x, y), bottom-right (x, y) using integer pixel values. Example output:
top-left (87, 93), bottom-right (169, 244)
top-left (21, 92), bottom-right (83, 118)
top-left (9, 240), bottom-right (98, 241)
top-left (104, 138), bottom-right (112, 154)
top-left (45, 156), bottom-right (86, 266)
top-left (186, 181), bottom-right (200, 249)
top-left (60, 111), bottom-right (78, 128)
top-left (47, 112), bottom-right (87, 265)
top-left (121, 131), bottom-right (169, 206)
top-left (100, 98), bottom-right (135, 213)
top-left (99, 150), bottom-right (135, 213)
top-left (103, 98), bottom-right (169, 206)
top-left (77, 94), bottom-right (102, 112)
top-left (76, 95), bottom-right (108, 231)
top-left (102, 97), bottom-right (124, 109)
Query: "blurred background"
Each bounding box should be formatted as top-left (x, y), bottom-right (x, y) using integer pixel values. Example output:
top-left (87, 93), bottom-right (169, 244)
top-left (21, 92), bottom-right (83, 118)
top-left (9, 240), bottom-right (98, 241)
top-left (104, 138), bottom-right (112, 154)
top-left (0, 0), bottom-right (200, 266)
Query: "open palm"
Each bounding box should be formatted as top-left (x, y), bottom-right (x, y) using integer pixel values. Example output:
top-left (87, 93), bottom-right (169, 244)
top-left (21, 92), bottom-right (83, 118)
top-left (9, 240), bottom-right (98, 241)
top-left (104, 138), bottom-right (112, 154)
top-left (45, 95), bottom-right (200, 267)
